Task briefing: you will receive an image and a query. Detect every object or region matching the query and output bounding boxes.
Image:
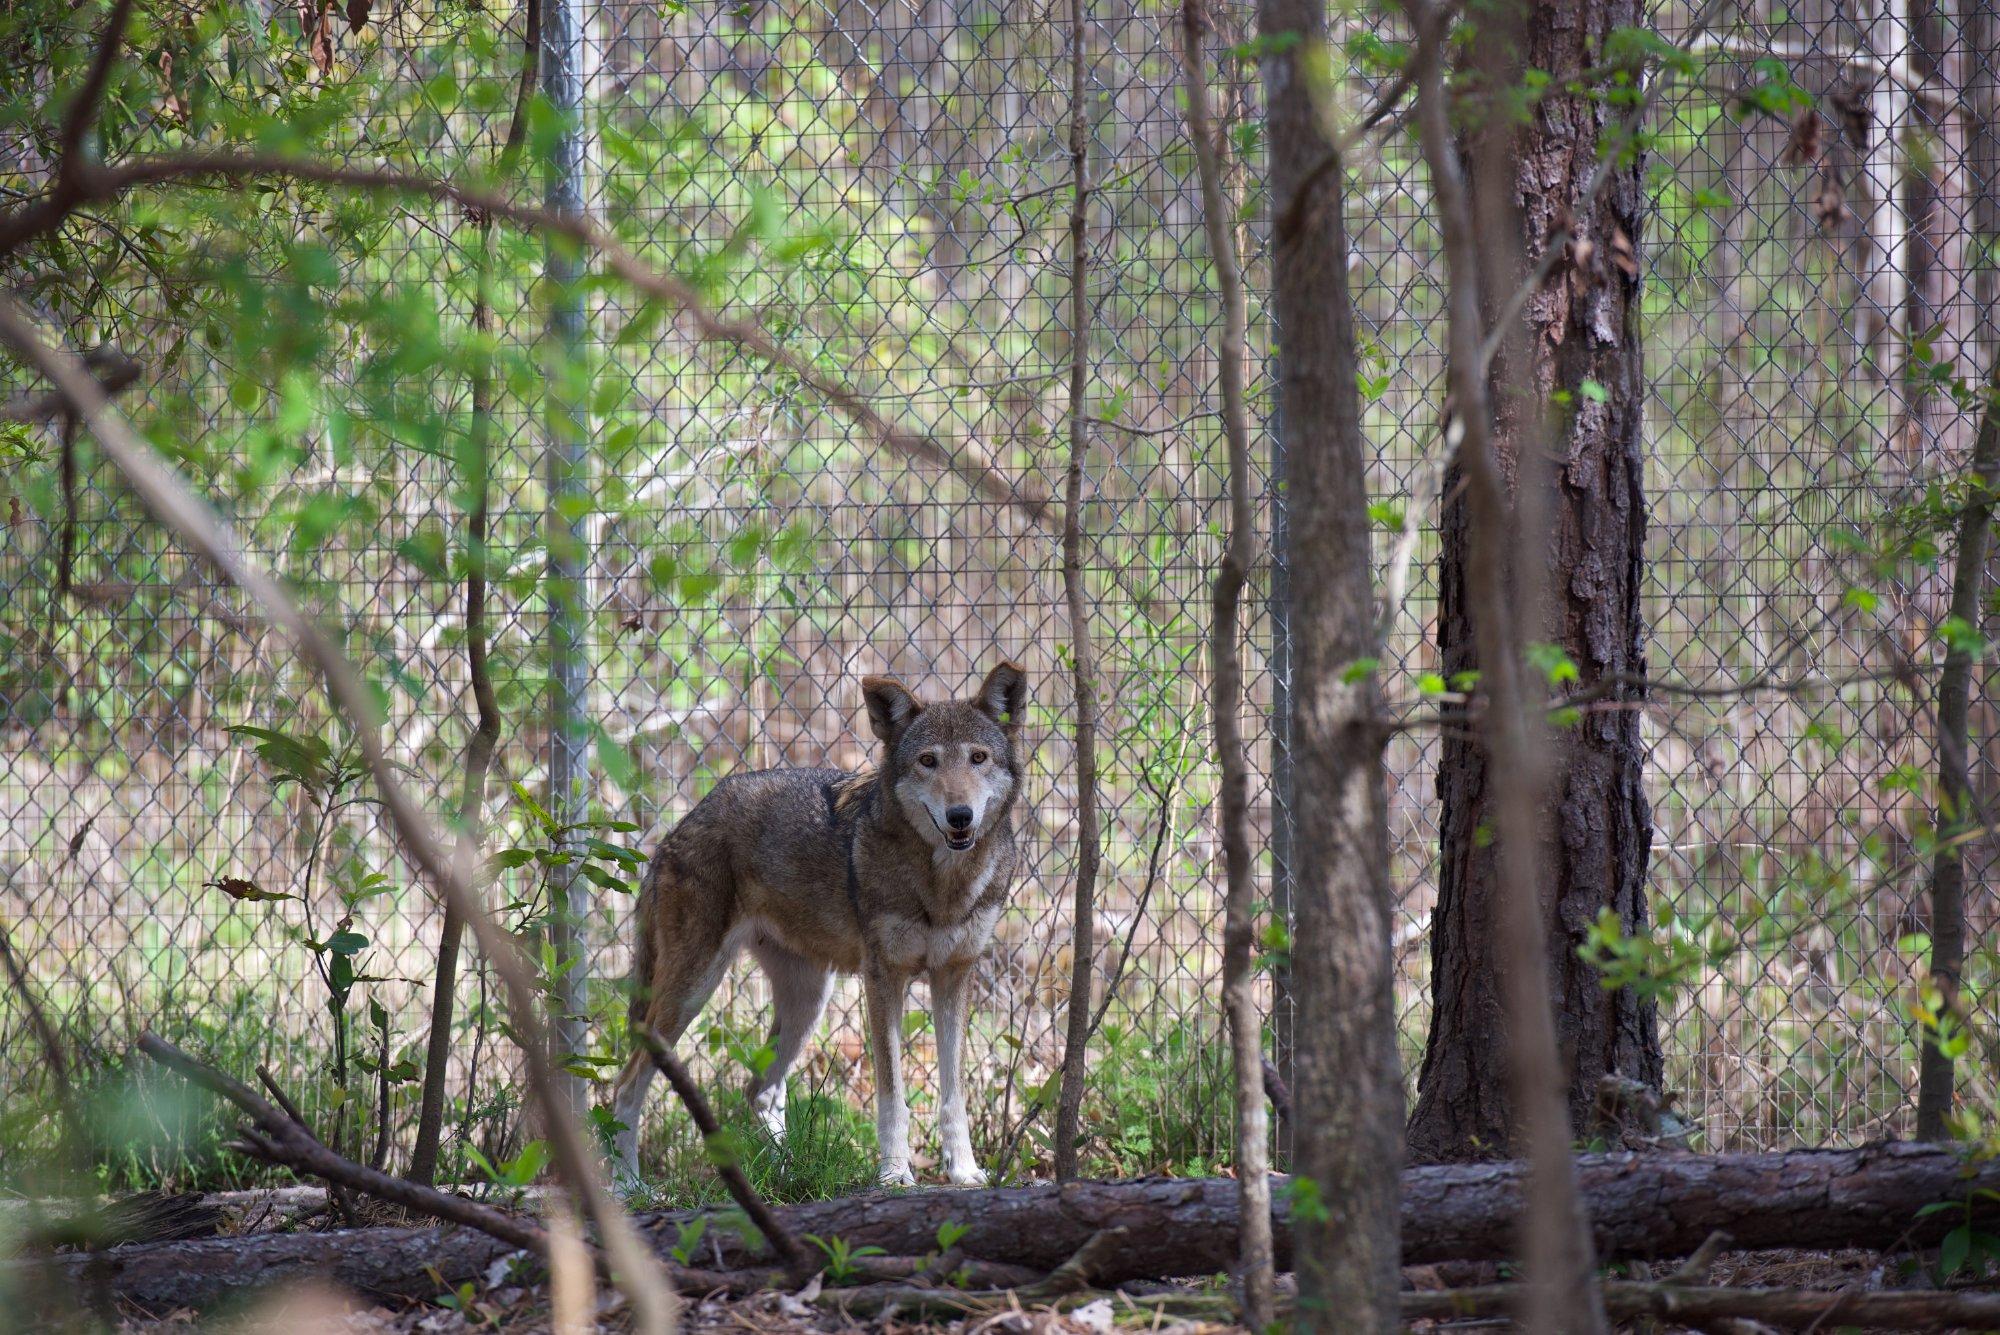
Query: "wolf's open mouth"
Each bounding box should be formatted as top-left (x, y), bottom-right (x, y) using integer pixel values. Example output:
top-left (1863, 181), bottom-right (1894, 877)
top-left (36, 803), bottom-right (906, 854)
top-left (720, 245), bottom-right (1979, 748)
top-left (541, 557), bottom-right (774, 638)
top-left (932, 810), bottom-right (976, 850)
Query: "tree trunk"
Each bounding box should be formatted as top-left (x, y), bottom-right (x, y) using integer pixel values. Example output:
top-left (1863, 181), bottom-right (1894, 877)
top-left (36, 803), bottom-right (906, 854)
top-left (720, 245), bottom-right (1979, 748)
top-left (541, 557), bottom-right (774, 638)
top-left (1259, 0), bottom-right (1404, 1325)
top-left (37, 1145), bottom-right (2000, 1314)
top-left (1917, 15), bottom-right (2000, 1128)
top-left (1180, 0), bottom-right (1274, 1323)
top-left (1410, 0), bottom-right (1662, 1163)
top-left (1051, 0), bottom-right (1104, 1186)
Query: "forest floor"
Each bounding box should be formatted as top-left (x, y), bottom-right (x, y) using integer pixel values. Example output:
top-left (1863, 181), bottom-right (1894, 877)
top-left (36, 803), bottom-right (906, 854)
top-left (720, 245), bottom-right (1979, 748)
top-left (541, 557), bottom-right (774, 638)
top-left (20, 1188), bottom-right (1997, 1333)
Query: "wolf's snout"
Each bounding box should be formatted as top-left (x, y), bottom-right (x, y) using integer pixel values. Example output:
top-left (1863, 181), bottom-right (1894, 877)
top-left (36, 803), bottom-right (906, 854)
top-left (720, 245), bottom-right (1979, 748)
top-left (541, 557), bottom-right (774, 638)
top-left (945, 805), bottom-right (974, 831)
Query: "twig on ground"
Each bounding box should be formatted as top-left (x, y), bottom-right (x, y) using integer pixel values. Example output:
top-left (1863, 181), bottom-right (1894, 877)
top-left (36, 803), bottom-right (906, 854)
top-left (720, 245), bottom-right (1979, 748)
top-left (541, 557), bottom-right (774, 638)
top-left (1021, 1227), bottom-right (1130, 1299)
top-left (142, 1034), bottom-right (550, 1256)
top-left (636, 1029), bottom-right (815, 1285)
top-left (1670, 1230), bottom-right (1735, 1283)
top-left (256, 1063), bottom-right (361, 1228)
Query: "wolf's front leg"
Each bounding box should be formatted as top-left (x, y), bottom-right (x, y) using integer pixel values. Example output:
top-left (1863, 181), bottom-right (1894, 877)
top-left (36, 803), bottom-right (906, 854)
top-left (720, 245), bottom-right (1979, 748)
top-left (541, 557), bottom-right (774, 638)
top-left (929, 959), bottom-right (985, 1186)
top-left (864, 962), bottom-right (915, 1186)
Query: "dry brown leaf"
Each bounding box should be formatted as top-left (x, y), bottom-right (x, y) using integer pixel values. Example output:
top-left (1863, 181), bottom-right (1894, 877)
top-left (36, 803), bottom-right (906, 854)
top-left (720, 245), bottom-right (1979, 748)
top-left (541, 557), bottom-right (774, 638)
top-left (298, 0), bottom-right (334, 77)
top-left (1782, 109), bottom-right (1823, 167)
top-left (207, 876), bottom-right (291, 902)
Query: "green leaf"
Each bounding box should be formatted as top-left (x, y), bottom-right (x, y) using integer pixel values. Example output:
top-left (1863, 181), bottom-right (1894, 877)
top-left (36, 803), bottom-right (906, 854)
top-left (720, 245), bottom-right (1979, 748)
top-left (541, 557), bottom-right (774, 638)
top-left (1941, 1224), bottom-right (1972, 1276)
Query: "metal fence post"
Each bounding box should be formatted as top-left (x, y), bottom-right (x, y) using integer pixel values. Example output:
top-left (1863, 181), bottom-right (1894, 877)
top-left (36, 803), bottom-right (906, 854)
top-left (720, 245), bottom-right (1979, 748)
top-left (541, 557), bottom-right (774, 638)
top-left (542, 0), bottom-right (591, 1115)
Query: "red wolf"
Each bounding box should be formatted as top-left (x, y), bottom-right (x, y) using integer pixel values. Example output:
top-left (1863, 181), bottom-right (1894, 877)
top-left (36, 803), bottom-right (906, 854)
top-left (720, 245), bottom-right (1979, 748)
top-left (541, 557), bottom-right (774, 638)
top-left (609, 662), bottom-right (1028, 1187)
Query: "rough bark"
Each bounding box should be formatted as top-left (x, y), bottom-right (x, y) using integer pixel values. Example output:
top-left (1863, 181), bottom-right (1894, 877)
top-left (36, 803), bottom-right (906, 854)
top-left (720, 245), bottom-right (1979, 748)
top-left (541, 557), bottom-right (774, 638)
top-left (1179, 0), bottom-right (1273, 1324)
top-left (1411, 0), bottom-right (1662, 1164)
top-left (1260, 0), bottom-right (1404, 1325)
top-left (1051, 0), bottom-right (1103, 1187)
top-left (35, 1146), bottom-right (2000, 1314)
top-left (1406, 0), bottom-right (1612, 1325)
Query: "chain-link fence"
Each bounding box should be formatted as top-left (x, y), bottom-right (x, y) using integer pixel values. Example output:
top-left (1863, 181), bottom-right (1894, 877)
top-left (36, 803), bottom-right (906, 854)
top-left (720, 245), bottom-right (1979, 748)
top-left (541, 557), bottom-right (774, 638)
top-left (2, 0), bottom-right (1996, 1184)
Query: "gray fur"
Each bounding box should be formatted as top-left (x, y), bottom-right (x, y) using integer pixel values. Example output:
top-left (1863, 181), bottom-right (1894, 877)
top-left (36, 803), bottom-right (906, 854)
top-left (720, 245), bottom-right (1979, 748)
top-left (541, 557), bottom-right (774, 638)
top-left (610, 661), bottom-right (1028, 1187)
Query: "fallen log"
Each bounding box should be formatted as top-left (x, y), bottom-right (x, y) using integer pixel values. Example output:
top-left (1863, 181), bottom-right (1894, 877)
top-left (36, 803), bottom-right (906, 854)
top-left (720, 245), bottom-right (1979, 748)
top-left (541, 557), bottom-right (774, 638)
top-left (25, 1144), bottom-right (1999, 1313)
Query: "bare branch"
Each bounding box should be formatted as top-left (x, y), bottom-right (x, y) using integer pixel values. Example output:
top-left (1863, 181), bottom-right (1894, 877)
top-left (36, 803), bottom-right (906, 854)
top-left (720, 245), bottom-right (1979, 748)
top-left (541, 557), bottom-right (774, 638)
top-left (57, 0), bottom-right (138, 184)
top-left (0, 153), bottom-right (1051, 531)
top-left (636, 1029), bottom-right (814, 1286)
top-left (0, 348), bottom-right (141, 423)
top-left (0, 298), bottom-right (678, 1335)
top-left (140, 1033), bottom-right (552, 1256)
top-left (257, 1063), bottom-right (361, 1227)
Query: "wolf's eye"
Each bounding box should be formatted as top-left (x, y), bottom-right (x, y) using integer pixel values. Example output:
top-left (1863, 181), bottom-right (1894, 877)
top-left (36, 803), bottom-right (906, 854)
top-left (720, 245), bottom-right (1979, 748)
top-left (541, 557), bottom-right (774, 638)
top-left (920, 753), bottom-right (939, 768)
top-left (970, 750), bottom-right (988, 765)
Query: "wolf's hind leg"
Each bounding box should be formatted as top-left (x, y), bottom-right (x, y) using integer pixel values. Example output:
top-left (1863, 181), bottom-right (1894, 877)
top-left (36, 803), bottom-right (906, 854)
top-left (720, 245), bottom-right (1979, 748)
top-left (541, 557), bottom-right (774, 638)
top-left (608, 1049), bottom-right (655, 1184)
top-left (745, 936), bottom-right (834, 1140)
top-left (609, 890), bottom-right (739, 1183)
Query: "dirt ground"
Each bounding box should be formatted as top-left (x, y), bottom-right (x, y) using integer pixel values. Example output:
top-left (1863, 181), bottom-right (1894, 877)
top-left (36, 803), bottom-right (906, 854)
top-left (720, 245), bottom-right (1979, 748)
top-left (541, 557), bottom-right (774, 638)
top-left (90, 1249), bottom-right (1991, 1334)
top-left (18, 1190), bottom-right (1991, 1333)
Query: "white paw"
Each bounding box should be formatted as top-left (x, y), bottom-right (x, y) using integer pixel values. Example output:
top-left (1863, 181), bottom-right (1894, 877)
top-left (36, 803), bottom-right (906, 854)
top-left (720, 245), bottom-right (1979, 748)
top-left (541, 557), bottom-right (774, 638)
top-left (945, 1163), bottom-right (987, 1188)
top-left (878, 1162), bottom-right (916, 1188)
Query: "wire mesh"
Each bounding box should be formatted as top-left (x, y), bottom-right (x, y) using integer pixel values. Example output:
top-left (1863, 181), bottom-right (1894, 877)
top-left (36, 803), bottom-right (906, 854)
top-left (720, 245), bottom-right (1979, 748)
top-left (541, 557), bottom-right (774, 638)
top-left (1, 0), bottom-right (1995, 1183)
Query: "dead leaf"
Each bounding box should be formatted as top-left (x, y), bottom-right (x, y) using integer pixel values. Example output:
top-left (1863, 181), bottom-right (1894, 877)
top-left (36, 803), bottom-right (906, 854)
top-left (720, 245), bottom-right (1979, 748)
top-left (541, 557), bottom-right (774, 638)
top-left (156, 50), bottom-right (186, 123)
top-left (297, 0), bottom-right (333, 78)
top-left (345, 0), bottom-right (371, 32)
top-left (1814, 179), bottom-right (1850, 228)
top-left (1782, 109), bottom-right (1823, 167)
top-left (1829, 80), bottom-right (1869, 146)
top-left (618, 610), bottom-right (645, 634)
top-left (207, 876), bottom-right (292, 903)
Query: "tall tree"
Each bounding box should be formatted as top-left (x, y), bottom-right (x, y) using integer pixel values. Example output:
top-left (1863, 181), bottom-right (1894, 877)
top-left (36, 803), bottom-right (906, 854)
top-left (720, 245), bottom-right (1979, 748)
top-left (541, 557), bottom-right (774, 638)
top-left (1260, 0), bottom-right (1404, 1323)
top-left (1407, 0), bottom-right (1663, 1161)
top-left (1917, 0), bottom-right (2000, 1141)
top-left (1179, 0), bottom-right (1273, 1323)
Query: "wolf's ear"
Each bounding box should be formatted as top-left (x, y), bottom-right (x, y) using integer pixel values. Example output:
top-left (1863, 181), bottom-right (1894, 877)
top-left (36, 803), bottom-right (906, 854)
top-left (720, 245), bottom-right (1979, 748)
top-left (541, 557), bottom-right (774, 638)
top-left (973, 661), bottom-right (1028, 733)
top-left (862, 675), bottom-right (923, 744)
